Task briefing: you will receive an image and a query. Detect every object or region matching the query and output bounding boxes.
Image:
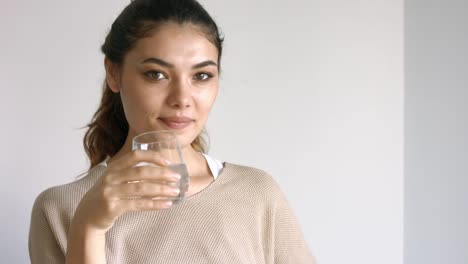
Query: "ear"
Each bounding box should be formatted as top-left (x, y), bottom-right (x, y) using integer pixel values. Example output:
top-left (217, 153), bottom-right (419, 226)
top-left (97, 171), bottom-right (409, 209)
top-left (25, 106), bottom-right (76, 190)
top-left (104, 57), bottom-right (121, 93)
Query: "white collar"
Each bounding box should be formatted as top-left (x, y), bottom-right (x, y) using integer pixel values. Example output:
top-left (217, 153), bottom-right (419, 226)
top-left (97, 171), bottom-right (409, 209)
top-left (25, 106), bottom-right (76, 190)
top-left (98, 153), bottom-right (223, 179)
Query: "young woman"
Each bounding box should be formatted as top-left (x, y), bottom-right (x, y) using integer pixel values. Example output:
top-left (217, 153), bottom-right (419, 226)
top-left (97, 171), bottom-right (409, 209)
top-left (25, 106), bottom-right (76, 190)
top-left (29, 0), bottom-right (315, 263)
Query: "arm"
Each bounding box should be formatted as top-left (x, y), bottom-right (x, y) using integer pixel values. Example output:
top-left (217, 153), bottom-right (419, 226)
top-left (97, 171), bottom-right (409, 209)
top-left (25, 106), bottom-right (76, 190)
top-left (29, 196), bottom-right (65, 264)
top-left (28, 192), bottom-right (106, 264)
top-left (30, 151), bottom-right (179, 263)
top-left (64, 150), bottom-right (179, 263)
top-left (272, 183), bottom-right (317, 264)
top-left (65, 221), bottom-right (106, 264)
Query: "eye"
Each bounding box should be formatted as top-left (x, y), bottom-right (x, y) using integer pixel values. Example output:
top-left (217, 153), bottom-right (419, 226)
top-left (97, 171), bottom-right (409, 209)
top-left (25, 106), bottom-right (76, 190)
top-left (194, 72), bottom-right (213, 81)
top-left (144, 71), bottom-right (166, 80)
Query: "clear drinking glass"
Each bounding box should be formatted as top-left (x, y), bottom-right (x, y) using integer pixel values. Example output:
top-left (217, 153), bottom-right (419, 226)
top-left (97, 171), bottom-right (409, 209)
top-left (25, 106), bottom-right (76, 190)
top-left (132, 130), bottom-right (189, 204)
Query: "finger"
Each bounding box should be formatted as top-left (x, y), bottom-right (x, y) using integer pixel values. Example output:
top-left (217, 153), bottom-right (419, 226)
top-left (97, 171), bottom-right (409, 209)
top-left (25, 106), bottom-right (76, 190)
top-left (109, 150), bottom-right (171, 171)
top-left (108, 165), bottom-right (181, 184)
top-left (109, 182), bottom-right (181, 198)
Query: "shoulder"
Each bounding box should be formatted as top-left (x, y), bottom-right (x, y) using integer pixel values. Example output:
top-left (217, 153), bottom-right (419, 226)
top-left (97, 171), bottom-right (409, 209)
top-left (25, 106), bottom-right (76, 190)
top-left (29, 167), bottom-right (104, 257)
top-left (221, 162), bottom-right (284, 198)
top-left (222, 162), bottom-right (275, 181)
top-left (32, 165), bottom-right (105, 216)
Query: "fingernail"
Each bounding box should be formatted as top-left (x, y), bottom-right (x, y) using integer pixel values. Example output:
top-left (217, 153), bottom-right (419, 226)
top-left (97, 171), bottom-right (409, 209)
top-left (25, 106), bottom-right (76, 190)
top-left (162, 201), bottom-right (173, 208)
top-left (163, 159), bottom-right (171, 165)
top-left (171, 173), bottom-right (181, 181)
top-left (170, 188), bottom-right (180, 195)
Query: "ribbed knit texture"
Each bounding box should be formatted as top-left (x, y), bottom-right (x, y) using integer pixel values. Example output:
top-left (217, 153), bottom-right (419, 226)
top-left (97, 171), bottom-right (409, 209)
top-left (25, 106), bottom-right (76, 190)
top-left (29, 162), bottom-right (315, 264)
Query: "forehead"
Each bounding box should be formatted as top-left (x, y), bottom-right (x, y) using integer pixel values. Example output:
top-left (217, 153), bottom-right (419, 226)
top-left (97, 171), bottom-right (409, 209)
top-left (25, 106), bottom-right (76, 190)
top-left (125, 22), bottom-right (218, 65)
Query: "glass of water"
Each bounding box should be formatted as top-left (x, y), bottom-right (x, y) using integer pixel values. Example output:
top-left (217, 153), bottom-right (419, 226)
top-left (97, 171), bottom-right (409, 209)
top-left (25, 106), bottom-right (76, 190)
top-left (132, 130), bottom-right (189, 204)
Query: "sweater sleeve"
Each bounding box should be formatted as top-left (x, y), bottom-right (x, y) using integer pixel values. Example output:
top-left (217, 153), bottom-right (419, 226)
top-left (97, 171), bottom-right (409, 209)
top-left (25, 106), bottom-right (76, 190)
top-left (29, 192), bottom-right (66, 264)
top-left (271, 181), bottom-right (317, 264)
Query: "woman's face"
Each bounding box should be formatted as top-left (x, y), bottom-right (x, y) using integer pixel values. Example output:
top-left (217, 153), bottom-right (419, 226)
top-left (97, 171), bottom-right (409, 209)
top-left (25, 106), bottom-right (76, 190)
top-left (106, 22), bottom-right (219, 149)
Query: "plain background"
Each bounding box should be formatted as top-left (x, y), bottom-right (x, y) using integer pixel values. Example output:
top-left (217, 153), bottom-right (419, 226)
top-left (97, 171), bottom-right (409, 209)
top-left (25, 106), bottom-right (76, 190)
top-left (1, 0), bottom-right (405, 263)
top-left (405, 0), bottom-right (468, 263)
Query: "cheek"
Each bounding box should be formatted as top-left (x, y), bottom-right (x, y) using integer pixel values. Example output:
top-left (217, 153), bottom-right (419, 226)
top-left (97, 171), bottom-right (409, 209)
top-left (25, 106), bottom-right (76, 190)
top-left (120, 88), bottom-right (162, 127)
top-left (199, 85), bottom-right (218, 110)
top-left (147, 107), bottom-right (161, 121)
top-left (133, 96), bottom-right (162, 120)
top-left (195, 92), bottom-right (217, 124)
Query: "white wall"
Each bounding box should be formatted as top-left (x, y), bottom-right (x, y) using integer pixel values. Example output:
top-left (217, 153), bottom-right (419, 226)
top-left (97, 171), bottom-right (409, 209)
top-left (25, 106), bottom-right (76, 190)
top-left (0, 1), bottom-right (404, 263)
top-left (405, 1), bottom-right (468, 263)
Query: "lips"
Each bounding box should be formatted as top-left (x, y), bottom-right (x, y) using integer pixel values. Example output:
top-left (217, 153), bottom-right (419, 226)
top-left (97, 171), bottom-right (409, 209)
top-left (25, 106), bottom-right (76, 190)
top-left (158, 116), bottom-right (194, 130)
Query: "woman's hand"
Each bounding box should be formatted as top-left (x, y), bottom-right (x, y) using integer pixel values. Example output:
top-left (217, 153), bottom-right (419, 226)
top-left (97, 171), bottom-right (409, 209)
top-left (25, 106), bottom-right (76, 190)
top-left (72, 150), bottom-right (182, 234)
top-left (66, 150), bottom-right (181, 263)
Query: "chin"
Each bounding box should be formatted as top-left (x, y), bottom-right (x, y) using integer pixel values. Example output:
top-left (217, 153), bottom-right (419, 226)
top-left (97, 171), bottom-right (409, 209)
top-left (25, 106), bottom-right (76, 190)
top-left (142, 120), bottom-right (203, 149)
top-left (173, 130), bottom-right (201, 149)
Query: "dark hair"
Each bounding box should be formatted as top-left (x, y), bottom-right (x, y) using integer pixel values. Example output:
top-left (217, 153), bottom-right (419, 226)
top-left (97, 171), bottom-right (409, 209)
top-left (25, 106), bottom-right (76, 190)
top-left (83, 0), bottom-right (224, 169)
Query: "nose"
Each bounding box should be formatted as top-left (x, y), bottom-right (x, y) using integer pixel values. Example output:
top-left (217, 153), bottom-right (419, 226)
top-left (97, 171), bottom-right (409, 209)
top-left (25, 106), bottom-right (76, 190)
top-left (167, 78), bottom-right (192, 109)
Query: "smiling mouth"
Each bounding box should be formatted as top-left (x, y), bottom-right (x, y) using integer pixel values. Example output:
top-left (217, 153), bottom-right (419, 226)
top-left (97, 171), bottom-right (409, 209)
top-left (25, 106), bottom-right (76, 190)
top-left (158, 117), bottom-right (194, 130)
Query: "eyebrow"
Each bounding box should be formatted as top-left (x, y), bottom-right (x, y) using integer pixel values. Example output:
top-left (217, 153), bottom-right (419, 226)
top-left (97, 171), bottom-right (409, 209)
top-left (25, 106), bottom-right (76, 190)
top-left (141, 57), bottom-right (218, 69)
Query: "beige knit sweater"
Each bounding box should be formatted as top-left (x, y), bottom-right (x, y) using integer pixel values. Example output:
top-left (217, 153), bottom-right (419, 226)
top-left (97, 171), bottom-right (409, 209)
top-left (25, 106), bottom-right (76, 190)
top-left (29, 162), bottom-right (315, 263)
